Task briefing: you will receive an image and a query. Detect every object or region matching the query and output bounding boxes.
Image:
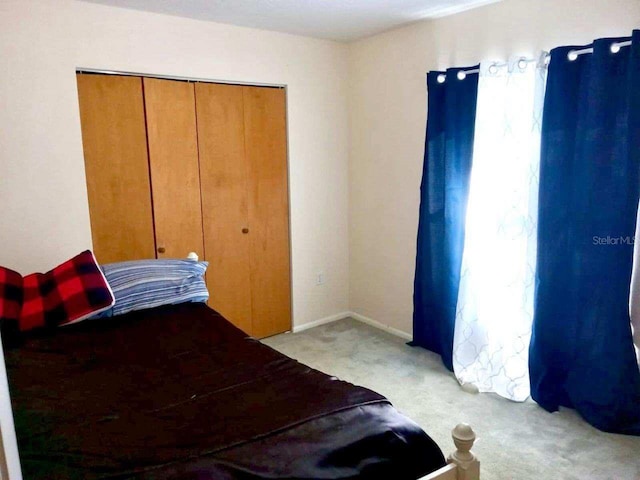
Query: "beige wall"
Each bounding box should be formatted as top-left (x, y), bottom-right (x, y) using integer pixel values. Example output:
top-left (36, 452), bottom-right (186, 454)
top-left (0, 0), bottom-right (351, 330)
top-left (348, 0), bottom-right (640, 336)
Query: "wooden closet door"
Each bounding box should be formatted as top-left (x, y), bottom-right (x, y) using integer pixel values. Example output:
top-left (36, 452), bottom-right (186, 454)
top-left (77, 74), bottom-right (155, 263)
top-left (143, 78), bottom-right (204, 259)
top-left (195, 83), bottom-right (253, 334)
top-left (243, 86), bottom-right (291, 338)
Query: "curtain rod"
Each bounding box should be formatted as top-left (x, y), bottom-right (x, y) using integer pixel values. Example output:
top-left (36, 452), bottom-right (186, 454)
top-left (434, 37), bottom-right (633, 82)
top-left (435, 67), bottom-right (479, 83)
top-left (568, 40), bottom-right (632, 60)
top-left (434, 54), bottom-right (546, 83)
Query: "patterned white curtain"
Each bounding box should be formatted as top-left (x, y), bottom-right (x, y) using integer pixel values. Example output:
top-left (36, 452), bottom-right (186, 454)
top-left (453, 56), bottom-right (547, 401)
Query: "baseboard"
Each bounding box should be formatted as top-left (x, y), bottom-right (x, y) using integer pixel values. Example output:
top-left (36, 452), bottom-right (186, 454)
top-left (349, 312), bottom-right (413, 341)
top-left (292, 311), bottom-right (351, 333)
top-left (292, 311), bottom-right (413, 342)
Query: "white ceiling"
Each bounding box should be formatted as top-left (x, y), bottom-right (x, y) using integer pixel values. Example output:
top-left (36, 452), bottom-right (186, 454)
top-left (80, 0), bottom-right (502, 42)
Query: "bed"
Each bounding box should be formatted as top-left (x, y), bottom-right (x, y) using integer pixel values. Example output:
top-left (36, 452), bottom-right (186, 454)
top-left (4, 301), bottom-right (479, 479)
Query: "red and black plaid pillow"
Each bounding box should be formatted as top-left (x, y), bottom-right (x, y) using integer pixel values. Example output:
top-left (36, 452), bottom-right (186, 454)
top-left (0, 266), bottom-right (22, 321)
top-left (19, 250), bottom-right (115, 331)
top-left (0, 266), bottom-right (23, 345)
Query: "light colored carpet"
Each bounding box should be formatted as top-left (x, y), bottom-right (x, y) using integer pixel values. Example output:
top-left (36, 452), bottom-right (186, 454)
top-left (262, 318), bottom-right (640, 480)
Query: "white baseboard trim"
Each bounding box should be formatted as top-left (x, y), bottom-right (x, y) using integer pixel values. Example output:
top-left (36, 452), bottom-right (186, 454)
top-left (293, 310), bottom-right (413, 342)
top-left (349, 312), bottom-right (413, 342)
top-left (292, 311), bottom-right (351, 333)
top-left (291, 312), bottom-right (413, 342)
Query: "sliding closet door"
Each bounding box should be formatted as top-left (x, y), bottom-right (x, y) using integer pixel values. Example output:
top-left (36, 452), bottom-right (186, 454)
top-left (195, 83), bottom-right (253, 334)
top-left (243, 86), bottom-right (291, 338)
top-left (77, 74), bottom-right (155, 263)
top-left (143, 78), bottom-right (204, 259)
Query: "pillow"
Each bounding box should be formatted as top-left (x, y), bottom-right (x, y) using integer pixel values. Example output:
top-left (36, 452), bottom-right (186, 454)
top-left (19, 251), bottom-right (115, 331)
top-left (0, 266), bottom-right (24, 345)
top-left (100, 259), bottom-right (209, 316)
top-left (0, 266), bottom-right (22, 321)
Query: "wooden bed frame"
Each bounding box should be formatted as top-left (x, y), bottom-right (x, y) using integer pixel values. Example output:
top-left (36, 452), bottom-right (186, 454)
top-left (420, 423), bottom-right (480, 480)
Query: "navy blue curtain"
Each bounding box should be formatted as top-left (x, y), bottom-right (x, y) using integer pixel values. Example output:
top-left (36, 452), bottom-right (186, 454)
top-left (530, 32), bottom-right (640, 435)
top-left (412, 67), bottom-right (479, 371)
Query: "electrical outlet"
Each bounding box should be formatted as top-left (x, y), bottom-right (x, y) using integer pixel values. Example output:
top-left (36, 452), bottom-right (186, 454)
top-left (316, 272), bottom-right (325, 286)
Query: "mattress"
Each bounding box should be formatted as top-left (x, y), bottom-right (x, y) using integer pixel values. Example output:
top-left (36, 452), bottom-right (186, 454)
top-left (5, 303), bottom-right (445, 479)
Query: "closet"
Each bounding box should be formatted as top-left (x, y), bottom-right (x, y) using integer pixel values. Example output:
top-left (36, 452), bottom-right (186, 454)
top-left (76, 73), bottom-right (291, 338)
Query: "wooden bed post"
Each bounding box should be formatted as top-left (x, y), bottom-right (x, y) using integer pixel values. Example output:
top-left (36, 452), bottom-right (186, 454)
top-left (420, 423), bottom-right (480, 480)
top-left (448, 423), bottom-right (479, 480)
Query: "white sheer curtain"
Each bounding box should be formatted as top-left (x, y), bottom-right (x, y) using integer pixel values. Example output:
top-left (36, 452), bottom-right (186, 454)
top-left (452, 56), bottom-right (547, 401)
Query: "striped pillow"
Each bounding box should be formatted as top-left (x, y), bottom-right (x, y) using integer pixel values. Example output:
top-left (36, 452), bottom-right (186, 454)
top-left (101, 259), bottom-right (209, 317)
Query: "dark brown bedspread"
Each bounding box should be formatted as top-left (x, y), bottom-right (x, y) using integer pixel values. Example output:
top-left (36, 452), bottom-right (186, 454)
top-left (5, 303), bottom-right (445, 479)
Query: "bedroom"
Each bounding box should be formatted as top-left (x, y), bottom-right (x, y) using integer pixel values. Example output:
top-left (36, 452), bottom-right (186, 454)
top-left (0, 0), bottom-right (639, 478)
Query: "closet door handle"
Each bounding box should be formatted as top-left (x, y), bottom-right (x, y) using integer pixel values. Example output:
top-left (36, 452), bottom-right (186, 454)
top-left (242, 228), bottom-right (249, 234)
top-left (157, 246), bottom-right (166, 254)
